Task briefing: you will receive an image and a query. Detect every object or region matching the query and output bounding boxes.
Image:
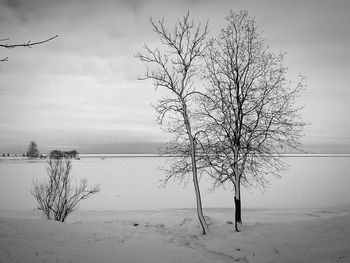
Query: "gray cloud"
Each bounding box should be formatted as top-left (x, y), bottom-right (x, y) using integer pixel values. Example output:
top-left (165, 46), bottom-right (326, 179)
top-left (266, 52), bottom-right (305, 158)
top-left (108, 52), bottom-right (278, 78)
top-left (1, 0), bottom-right (350, 153)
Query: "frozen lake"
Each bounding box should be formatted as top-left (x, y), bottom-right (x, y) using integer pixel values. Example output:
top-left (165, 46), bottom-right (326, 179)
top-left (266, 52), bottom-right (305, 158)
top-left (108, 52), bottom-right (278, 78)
top-left (0, 155), bottom-right (349, 211)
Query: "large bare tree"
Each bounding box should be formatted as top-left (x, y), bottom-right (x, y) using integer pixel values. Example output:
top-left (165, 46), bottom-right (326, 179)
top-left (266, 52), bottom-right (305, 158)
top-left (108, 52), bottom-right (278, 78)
top-left (137, 13), bottom-right (210, 234)
top-left (198, 10), bottom-right (305, 231)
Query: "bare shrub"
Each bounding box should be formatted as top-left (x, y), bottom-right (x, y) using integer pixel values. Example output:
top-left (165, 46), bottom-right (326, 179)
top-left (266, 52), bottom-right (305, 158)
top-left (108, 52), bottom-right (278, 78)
top-left (32, 157), bottom-right (100, 222)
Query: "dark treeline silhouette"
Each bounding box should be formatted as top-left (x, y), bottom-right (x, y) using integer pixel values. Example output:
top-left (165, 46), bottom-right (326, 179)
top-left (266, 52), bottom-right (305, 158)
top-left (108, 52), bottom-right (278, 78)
top-left (26, 141), bottom-right (40, 158)
top-left (50, 149), bottom-right (79, 159)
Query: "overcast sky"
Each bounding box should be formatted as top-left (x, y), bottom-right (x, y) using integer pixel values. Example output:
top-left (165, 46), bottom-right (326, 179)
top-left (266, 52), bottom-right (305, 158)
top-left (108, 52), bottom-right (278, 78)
top-left (1, 0), bottom-right (350, 154)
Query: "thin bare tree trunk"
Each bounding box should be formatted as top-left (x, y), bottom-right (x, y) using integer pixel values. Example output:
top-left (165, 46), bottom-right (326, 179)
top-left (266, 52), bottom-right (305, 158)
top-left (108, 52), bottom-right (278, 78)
top-left (185, 112), bottom-right (209, 235)
top-left (190, 138), bottom-right (209, 235)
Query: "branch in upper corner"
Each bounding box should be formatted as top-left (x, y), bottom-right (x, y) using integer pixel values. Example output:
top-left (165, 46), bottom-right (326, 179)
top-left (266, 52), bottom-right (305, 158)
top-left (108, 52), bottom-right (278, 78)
top-left (0, 35), bottom-right (59, 49)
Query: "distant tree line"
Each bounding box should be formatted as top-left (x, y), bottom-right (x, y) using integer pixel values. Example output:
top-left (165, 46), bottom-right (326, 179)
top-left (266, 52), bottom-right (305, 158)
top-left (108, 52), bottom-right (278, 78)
top-left (1, 153), bottom-right (27, 157)
top-left (24, 141), bottom-right (79, 159)
top-left (50, 149), bottom-right (79, 159)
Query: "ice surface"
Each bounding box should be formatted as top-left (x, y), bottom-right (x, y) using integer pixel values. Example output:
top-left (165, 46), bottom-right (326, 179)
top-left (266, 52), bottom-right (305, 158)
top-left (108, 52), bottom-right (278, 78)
top-left (1, 155), bottom-right (350, 210)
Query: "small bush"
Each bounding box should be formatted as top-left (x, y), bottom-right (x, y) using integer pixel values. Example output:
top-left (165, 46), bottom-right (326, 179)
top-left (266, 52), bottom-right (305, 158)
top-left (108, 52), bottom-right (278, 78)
top-left (32, 157), bottom-right (100, 222)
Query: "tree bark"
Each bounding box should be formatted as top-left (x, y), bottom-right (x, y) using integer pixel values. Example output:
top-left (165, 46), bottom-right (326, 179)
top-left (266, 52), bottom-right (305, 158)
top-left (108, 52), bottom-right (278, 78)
top-left (234, 196), bottom-right (242, 231)
top-left (236, 191), bottom-right (242, 223)
top-left (234, 176), bottom-right (242, 232)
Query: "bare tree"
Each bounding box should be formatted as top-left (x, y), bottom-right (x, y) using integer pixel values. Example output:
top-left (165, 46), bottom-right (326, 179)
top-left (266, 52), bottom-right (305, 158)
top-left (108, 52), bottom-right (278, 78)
top-left (26, 140), bottom-right (40, 158)
top-left (198, 10), bottom-right (305, 231)
top-left (32, 157), bottom-right (100, 222)
top-left (0, 35), bottom-right (58, 61)
top-left (137, 13), bottom-right (210, 234)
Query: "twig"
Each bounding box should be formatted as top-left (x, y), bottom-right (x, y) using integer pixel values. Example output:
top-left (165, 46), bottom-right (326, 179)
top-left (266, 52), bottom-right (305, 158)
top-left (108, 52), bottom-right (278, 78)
top-left (0, 35), bottom-right (58, 48)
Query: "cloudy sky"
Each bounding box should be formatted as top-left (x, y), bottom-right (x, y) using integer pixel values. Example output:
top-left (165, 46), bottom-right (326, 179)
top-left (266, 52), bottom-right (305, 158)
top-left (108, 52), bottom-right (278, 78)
top-left (0, 0), bottom-right (349, 154)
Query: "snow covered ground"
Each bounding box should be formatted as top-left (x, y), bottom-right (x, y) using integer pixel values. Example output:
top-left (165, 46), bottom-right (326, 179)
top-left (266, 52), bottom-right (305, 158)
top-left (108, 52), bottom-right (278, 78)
top-left (1, 156), bottom-right (349, 262)
top-left (1, 206), bottom-right (349, 263)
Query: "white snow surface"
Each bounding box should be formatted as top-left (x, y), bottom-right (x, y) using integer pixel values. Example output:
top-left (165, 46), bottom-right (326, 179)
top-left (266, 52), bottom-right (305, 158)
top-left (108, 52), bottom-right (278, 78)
top-left (0, 206), bottom-right (349, 263)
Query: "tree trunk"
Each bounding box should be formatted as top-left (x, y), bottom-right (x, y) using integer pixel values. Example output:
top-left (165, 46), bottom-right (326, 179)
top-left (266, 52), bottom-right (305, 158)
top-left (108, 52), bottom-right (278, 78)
top-left (190, 137), bottom-right (209, 235)
top-left (236, 191), bottom-right (242, 223)
top-left (234, 196), bottom-right (242, 230)
top-left (183, 109), bottom-right (209, 235)
top-left (234, 177), bottom-right (242, 232)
